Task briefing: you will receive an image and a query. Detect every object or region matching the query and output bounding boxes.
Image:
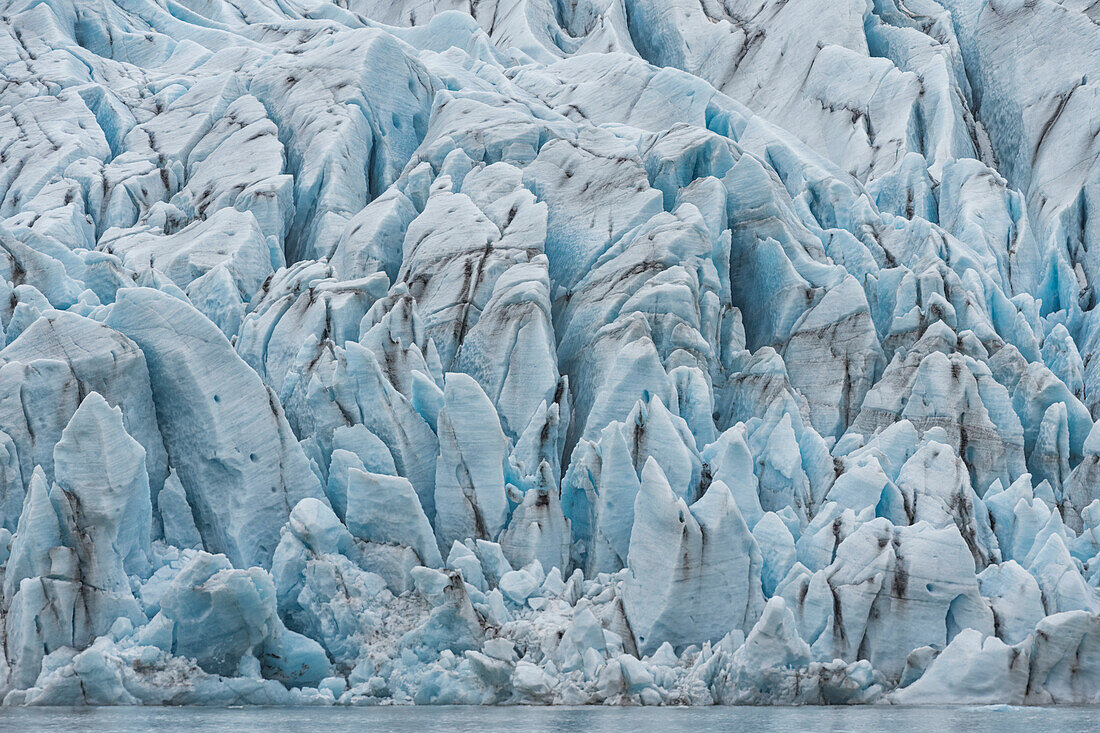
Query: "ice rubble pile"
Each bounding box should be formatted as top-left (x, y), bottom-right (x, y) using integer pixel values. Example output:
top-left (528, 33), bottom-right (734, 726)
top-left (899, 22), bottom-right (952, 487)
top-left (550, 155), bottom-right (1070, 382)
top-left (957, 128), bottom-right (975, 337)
top-left (0, 0), bottom-right (1099, 707)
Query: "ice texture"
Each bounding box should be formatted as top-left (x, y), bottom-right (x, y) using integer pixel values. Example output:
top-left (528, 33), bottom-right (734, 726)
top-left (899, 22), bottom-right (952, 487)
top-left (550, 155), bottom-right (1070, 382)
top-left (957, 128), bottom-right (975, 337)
top-left (0, 0), bottom-right (1098, 707)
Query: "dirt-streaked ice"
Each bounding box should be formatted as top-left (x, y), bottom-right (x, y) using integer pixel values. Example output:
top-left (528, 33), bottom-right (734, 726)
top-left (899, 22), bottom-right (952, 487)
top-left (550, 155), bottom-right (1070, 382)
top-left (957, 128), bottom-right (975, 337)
top-left (0, 0), bottom-right (1099, 707)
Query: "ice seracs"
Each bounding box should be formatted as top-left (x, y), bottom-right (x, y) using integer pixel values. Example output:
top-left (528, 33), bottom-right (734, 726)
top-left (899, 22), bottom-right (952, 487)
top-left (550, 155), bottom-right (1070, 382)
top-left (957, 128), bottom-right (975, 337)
top-left (2, 0), bottom-right (1100, 708)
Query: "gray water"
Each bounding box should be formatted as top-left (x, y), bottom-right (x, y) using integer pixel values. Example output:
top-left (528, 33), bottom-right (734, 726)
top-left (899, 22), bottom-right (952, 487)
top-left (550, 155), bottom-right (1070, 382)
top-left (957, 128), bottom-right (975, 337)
top-left (0, 706), bottom-right (1095, 732)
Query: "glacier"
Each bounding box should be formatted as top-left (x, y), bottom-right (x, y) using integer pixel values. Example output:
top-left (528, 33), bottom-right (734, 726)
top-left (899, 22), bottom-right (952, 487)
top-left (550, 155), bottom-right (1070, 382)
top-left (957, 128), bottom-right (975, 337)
top-left (0, 0), bottom-right (1099, 707)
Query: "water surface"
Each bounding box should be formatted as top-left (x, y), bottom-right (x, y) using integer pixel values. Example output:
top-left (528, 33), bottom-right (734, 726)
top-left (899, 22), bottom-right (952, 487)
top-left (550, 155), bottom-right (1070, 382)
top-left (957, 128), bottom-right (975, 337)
top-left (1, 705), bottom-right (1095, 732)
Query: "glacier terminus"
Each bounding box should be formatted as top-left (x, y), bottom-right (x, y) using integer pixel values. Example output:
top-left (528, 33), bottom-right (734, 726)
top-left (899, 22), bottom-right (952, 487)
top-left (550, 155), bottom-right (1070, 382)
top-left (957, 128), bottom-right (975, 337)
top-left (0, 0), bottom-right (1099, 707)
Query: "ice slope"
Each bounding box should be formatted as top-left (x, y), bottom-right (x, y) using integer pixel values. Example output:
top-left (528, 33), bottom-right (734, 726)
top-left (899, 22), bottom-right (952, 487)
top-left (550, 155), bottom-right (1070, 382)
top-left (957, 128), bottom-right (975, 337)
top-left (0, 0), bottom-right (1099, 706)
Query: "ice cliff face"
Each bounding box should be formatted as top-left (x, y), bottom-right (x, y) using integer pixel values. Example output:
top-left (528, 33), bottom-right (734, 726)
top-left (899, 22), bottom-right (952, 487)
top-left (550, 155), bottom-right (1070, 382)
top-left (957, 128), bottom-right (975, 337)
top-left (0, 0), bottom-right (1099, 706)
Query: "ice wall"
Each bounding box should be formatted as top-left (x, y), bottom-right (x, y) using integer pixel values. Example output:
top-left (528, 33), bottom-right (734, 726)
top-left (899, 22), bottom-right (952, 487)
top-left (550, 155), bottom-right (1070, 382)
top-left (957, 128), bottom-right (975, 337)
top-left (0, 0), bottom-right (1099, 706)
